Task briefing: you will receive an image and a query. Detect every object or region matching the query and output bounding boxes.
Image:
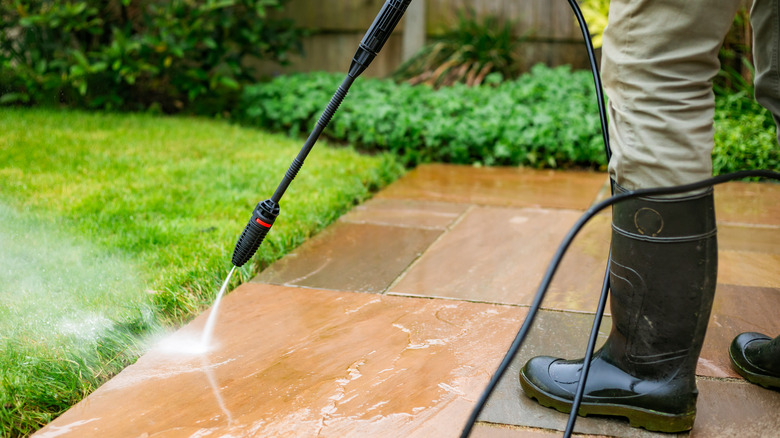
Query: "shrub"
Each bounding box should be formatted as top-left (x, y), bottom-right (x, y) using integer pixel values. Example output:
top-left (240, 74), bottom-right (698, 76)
top-left (239, 66), bottom-right (778, 174)
top-left (240, 64), bottom-right (606, 169)
top-left (0, 0), bottom-right (302, 113)
top-left (713, 93), bottom-right (779, 176)
top-left (394, 9), bottom-right (525, 87)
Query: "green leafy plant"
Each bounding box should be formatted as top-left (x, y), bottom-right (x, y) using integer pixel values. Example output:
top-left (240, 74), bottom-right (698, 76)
top-left (0, 0), bottom-right (303, 113)
top-left (241, 64), bottom-right (606, 168)
top-left (713, 94), bottom-right (779, 176)
top-left (393, 9), bottom-right (526, 88)
top-left (579, 0), bottom-right (610, 48)
top-left (240, 66), bottom-right (778, 174)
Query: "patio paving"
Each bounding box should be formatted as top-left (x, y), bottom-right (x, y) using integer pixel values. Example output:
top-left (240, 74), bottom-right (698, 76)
top-left (35, 164), bottom-right (780, 437)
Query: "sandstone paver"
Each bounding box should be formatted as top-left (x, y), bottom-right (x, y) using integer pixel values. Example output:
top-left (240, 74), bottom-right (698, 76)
top-left (34, 165), bottom-right (780, 437)
top-left (35, 284), bottom-right (528, 437)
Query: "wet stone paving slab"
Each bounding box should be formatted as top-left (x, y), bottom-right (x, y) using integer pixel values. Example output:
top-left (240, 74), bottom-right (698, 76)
top-left (35, 284), bottom-right (528, 437)
top-left (375, 164), bottom-right (609, 210)
top-left (389, 206), bottom-right (612, 312)
top-left (253, 221), bottom-right (443, 293)
top-left (36, 165), bottom-right (780, 437)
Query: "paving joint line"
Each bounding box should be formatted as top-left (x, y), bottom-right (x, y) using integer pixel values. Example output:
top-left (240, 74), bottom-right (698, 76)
top-left (381, 203), bottom-right (477, 295)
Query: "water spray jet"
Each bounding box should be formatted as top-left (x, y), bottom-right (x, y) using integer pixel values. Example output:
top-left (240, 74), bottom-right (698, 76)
top-left (201, 265), bottom-right (236, 350)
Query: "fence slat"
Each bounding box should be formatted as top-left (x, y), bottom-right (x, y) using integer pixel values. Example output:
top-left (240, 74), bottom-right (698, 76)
top-left (265, 0), bottom-right (591, 77)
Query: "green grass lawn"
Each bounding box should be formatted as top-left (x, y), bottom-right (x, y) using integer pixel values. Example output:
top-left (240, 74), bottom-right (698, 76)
top-left (0, 108), bottom-right (404, 436)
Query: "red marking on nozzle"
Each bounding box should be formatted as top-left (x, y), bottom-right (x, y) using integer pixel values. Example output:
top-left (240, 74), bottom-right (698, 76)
top-left (255, 218), bottom-right (272, 228)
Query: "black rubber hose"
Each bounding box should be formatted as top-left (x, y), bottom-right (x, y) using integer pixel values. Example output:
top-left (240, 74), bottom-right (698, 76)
top-left (563, 254), bottom-right (610, 437)
top-left (562, 0), bottom-right (611, 427)
top-left (567, 0), bottom-right (611, 161)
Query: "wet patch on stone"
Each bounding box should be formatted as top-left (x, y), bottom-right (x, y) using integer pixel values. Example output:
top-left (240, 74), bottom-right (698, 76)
top-left (390, 206), bottom-right (611, 313)
top-left (715, 181), bottom-right (780, 227)
top-left (253, 221), bottom-right (441, 293)
top-left (35, 284), bottom-right (528, 437)
top-left (339, 198), bottom-right (469, 230)
top-left (376, 164), bottom-right (608, 210)
top-left (700, 284), bottom-right (780, 379)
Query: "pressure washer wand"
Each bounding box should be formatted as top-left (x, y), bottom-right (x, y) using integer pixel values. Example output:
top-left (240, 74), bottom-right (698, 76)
top-left (231, 0), bottom-right (413, 268)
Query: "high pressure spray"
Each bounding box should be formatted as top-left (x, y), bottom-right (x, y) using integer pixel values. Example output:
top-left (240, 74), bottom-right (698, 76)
top-left (231, 0), bottom-right (412, 268)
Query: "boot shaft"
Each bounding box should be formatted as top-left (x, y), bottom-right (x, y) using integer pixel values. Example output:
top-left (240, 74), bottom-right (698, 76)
top-left (518, 185), bottom-right (720, 427)
top-left (605, 186), bottom-right (718, 381)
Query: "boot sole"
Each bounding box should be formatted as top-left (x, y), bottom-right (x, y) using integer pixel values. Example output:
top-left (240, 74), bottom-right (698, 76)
top-left (519, 369), bottom-right (696, 433)
top-left (729, 350), bottom-right (780, 391)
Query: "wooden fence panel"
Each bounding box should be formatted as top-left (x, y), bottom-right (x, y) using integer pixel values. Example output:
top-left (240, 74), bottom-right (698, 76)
top-left (275, 0), bottom-right (397, 32)
top-left (261, 0), bottom-right (591, 78)
top-left (427, 0), bottom-right (580, 40)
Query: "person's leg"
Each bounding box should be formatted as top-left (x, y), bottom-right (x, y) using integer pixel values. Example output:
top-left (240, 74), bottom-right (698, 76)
top-left (604, 0), bottom-right (741, 190)
top-left (519, 0), bottom-right (741, 432)
top-left (727, 0), bottom-right (780, 391)
top-left (751, 0), bottom-right (780, 144)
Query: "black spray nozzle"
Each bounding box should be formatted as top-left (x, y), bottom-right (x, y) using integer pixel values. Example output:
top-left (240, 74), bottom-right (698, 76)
top-left (231, 199), bottom-right (280, 267)
top-left (349, 0), bottom-right (412, 77)
top-left (232, 0), bottom-right (410, 268)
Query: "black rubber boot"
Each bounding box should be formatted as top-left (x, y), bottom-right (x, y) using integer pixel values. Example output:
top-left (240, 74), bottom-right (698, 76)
top-left (729, 332), bottom-right (780, 390)
top-left (519, 185), bottom-right (718, 433)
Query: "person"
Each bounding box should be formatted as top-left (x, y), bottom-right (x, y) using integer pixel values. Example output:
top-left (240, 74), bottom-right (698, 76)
top-left (518, 0), bottom-right (780, 433)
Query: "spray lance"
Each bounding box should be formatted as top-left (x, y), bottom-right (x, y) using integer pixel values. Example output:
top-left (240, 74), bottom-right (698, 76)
top-left (231, 0), bottom-right (412, 268)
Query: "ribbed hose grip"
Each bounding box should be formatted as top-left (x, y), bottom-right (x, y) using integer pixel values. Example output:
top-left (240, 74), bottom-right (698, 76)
top-left (232, 199), bottom-right (280, 267)
top-left (318, 85), bottom-right (349, 129)
top-left (285, 158), bottom-right (304, 182)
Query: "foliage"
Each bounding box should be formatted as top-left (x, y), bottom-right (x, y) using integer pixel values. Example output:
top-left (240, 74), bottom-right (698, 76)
top-left (0, 108), bottom-right (403, 436)
top-left (716, 5), bottom-right (754, 97)
top-left (393, 9), bottom-right (526, 87)
top-left (242, 65), bottom-right (607, 169)
top-left (713, 93), bottom-right (779, 176)
top-left (240, 66), bottom-right (778, 174)
top-left (0, 0), bottom-right (302, 113)
top-left (579, 0), bottom-right (609, 48)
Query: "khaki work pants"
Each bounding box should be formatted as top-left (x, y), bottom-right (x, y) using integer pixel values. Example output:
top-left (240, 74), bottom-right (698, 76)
top-left (602, 0), bottom-right (780, 190)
